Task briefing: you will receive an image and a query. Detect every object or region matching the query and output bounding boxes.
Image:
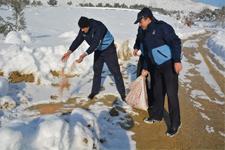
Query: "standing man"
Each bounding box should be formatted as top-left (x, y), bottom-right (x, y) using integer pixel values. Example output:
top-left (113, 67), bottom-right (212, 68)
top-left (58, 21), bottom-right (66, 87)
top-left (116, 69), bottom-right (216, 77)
top-left (133, 8), bottom-right (182, 137)
top-left (62, 16), bottom-right (126, 101)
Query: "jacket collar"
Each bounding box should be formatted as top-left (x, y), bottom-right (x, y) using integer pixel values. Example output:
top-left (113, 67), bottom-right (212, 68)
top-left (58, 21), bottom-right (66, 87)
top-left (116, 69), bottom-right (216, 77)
top-left (146, 17), bottom-right (158, 32)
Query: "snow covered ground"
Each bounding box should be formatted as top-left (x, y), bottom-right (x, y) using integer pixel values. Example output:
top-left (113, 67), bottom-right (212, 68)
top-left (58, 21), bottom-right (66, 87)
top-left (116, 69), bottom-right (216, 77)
top-left (0, 6), bottom-right (206, 85)
top-left (0, 5), bottom-right (208, 118)
top-left (207, 30), bottom-right (225, 63)
top-left (0, 102), bottom-right (135, 150)
top-left (37, 0), bottom-right (217, 12)
top-left (194, 52), bottom-right (224, 98)
top-left (0, 4), bottom-right (224, 150)
top-left (181, 33), bottom-right (225, 139)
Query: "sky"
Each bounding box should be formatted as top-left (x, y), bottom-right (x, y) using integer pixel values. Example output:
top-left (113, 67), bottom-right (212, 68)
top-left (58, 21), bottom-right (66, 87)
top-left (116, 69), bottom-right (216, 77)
top-left (194, 0), bottom-right (225, 7)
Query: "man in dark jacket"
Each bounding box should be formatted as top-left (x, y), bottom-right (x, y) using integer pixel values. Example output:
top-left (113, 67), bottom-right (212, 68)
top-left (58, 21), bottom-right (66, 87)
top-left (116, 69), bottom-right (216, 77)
top-left (133, 8), bottom-right (182, 137)
top-left (61, 16), bottom-right (126, 101)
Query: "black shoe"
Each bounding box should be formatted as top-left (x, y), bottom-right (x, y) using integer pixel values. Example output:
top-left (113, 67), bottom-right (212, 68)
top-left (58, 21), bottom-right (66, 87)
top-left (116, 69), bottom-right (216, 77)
top-left (88, 93), bottom-right (97, 99)
top-left (166, 123), bottom-right (182, 137)
top-left (144, 117), bottom-right (161, 124)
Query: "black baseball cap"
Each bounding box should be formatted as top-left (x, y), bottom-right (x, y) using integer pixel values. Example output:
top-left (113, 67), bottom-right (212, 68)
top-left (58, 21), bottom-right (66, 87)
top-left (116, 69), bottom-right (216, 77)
top-left (134, 7), bottom-right (153, 24)
top-left (78, 16), bottom-right (90, 28)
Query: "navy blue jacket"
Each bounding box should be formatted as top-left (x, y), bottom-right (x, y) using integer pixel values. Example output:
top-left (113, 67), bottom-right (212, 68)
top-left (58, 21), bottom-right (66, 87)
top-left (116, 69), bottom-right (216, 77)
top-left (69, 19), bottom-right (114, 55)
top-left (134, 18), bottom-right (182, 69)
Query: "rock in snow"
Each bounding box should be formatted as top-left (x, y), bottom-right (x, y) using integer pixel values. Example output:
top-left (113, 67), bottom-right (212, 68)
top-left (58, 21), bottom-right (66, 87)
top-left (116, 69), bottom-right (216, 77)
top-left (0, 96), bottom-right (16, 110)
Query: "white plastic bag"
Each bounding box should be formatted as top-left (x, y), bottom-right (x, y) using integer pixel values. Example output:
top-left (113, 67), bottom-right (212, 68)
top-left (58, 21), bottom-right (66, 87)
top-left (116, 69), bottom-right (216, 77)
top-left (126, 76), bottom-right (148, 111)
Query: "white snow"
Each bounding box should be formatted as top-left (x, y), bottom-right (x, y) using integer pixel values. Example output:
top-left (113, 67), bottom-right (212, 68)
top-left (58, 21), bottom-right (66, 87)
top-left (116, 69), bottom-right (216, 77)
top-left (205, 125), bottom-right (214, 134)
top-left (194, 52), bottom-right (225, 98)
top-left (0, 102), bottom-right (136, 150)
top-left (0, 7), bottom-right (208, 85)
top-left (0, 128), bottom-right (23, 150)
top-left (0, 77), bottom-right (9, 97)
top-left (190, 90), bottom-right (224, 105)
top-left (0, 96), bottom-right (16, 110)
top-left (183, 39), bottom-right (199, 48)
top-left (191, 90), bottom-right (210, 100)
top-left (218, 131), bottom-right (225, 138)
top-left (4, 31), bottom-right (22, 45)
top-left (200, 112), bottom-right (210, 121)
top-left (207, 31), bottom-right (225, 62)
top-left (206, 55), bottom-right (225, 77)
top-left (177, 28), bottom-right (206, 40)
top-left (0, 4), bottom-right (224, 149)
top-left (4, 31), bottom-right (31, 45)
top-left (191, 99), bottom-right (205, 110)
top-left (180, 56), bottom-right (195, 85)
top-left (36, 0), bottom-right (217, 12)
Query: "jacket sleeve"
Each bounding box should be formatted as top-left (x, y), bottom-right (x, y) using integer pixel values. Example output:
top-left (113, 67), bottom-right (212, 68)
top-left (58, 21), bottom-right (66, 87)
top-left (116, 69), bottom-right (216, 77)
top-left (69, 30), bottom-right (84, 52)
top-left (85, 26), bottom-right (107, 55)
top-left (134, 28), bottom-right (149, 70)
top-left (133, 28), bottom-right (141, 50)
top-left (142, 57), bottom-right (149, 70)
top-left (133, 35), bottom-right (140, 50)
top-left (162, 23), bottom-right (182, 63)
top-left (140, 45), bottom-right (148, 70)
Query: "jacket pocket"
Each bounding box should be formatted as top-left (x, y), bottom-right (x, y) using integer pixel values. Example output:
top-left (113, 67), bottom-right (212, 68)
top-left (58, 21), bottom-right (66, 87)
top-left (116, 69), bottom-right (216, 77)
top-left (151, 44), bottom-right (172, 65)
top-left (157, 50), bottom-right (168, 58)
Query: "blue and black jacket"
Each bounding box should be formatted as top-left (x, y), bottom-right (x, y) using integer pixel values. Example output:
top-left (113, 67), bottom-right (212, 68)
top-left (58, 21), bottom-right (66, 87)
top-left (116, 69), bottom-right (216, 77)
top-left (69, 19), bottom-right (114, 54)
top-left (133, 18), bottom-right (182, 69)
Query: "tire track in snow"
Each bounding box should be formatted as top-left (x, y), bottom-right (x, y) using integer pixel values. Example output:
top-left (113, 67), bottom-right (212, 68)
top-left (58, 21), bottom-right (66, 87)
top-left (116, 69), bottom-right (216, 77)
top-left (182, 31), bottom-right (225, 141)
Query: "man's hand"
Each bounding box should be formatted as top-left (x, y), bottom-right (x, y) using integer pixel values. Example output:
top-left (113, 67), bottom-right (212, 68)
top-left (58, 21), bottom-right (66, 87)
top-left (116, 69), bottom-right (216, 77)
top-left (174, 62), bottom-right (182, 74)
top-left (133, 49), bottom-right (139, 56)
top-left (141, 69), bottom-right (149, 77)
top-left (61, 51), bottom-right (72, 62)
top-left (76, 52), bottom-right (88, 63)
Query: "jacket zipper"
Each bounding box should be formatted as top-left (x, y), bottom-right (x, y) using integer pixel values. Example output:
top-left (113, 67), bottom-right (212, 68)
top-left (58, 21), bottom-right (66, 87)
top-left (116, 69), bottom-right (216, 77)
top-left (157, 50), bottom-right (168, 58)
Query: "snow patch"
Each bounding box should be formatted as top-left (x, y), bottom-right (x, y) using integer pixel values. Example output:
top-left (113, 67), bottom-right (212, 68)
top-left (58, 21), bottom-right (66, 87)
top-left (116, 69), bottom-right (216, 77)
top-left (0, 42), bottom-right (93, 85)
top-left (190, 99), bottom-right (205, 110)
top-left (0, 96), bottom-right (16, 110)
top-left (191, 90), bottom-right (210, 100)
top-left (200, 112), bottom-right (210, 121)
top-left (205, 125), bottom-right (214, 134)
top-left (191, 90), bottom-right (225, 105)
top-left (180, 56), bottom-right (195, 85)
top-left (207, 31), bottom-right (225, 62)
top-left (5, 31), bottom-right (31, 45)
top-left (183, 39), bottom-right (199, 48)
top-left (218, 131), bottom-right (225, 138)
top-left (0, 128), bottom-right (23, 150)
top-left (0, 77), bottom-right (9, 97)
top-left (34, 0), bottom-right (217, 12)
top-left (0, 103), bottom-right (136, 150)
top-left (194, 52), bottom-right (225, 98)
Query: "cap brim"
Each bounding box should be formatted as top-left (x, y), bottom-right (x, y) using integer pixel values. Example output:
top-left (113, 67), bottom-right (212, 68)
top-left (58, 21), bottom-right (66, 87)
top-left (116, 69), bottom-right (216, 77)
top-left (134, 19), bottom-right (140, 24)
top-left (134, 15), bottom-right (145, 24)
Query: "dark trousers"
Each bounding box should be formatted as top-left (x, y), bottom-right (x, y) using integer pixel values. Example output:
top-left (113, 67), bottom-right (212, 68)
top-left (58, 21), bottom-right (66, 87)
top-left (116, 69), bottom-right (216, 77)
top-left (150, 61), bottom-right (181, 128)
top-left (91, 43), bottom-right (126, 98)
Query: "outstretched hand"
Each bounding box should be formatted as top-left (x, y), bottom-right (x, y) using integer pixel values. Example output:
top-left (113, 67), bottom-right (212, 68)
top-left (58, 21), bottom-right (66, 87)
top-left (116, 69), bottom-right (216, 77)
top-left (61, 51), bottom-right (72, 62)
top-left (76, 52), bottom-right (88, 64)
